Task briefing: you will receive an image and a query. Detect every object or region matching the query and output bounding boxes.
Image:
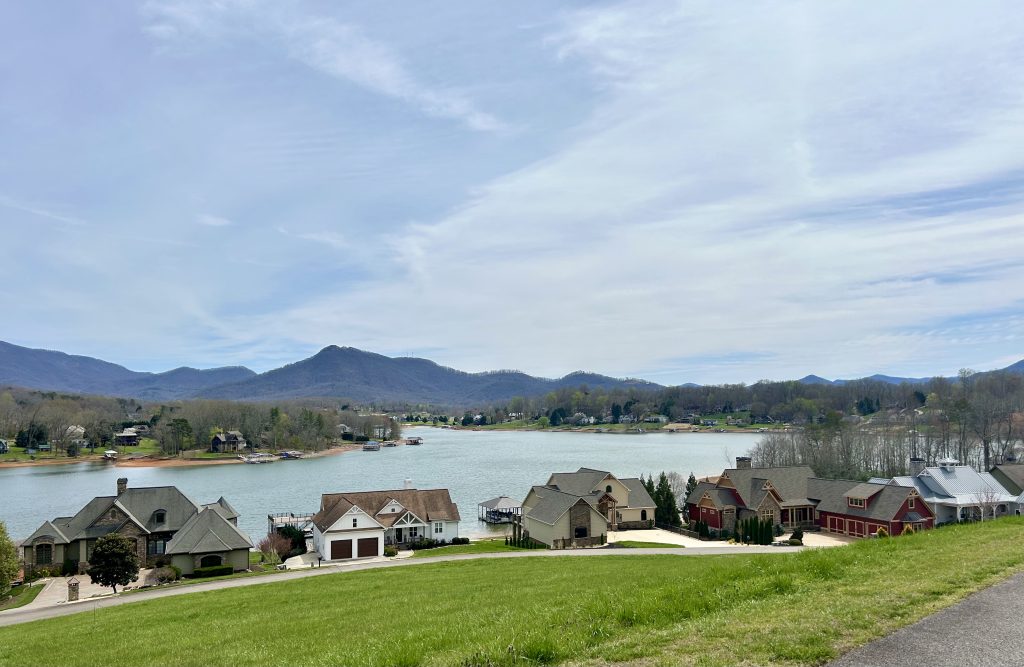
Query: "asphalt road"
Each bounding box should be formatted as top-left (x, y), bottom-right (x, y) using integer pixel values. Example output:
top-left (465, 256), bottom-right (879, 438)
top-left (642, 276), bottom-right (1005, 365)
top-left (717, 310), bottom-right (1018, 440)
top-left (828, 572), bottom-right (1024, 667)
top-left (0, 544), bottom-right (796, 628)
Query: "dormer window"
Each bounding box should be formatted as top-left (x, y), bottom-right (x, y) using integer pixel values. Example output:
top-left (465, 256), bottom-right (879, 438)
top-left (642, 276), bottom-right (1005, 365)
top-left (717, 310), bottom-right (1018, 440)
top-left (154, 510), bottom-right (166, 524)
top-left (848, 498), bottom-right (865, 509)
top-left (908, 497), bottom-right (915, 510)
top-left (606, 485), bottom-right (613, 493)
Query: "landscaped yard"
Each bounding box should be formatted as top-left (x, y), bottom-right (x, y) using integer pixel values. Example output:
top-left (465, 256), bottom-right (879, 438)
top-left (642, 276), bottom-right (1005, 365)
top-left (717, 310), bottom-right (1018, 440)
top-left (0, 584), bottom-right (43, 612)
top-left (410, 539), bottom-right (529, 558)
top-left (2, 519), bottom-right (1024, 666)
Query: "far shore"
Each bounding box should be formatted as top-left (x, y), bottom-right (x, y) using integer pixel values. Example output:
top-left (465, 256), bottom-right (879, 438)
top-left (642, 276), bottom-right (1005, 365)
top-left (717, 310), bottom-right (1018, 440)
top-left (0, 443), bottom-right (361, 470)
top-left (414, 422), bottom-right (782, 435)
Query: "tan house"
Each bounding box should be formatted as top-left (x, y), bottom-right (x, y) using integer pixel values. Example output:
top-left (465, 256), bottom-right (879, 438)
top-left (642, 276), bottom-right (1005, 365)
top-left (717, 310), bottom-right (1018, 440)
top-left (21, 478), bottom-right (253, 575)
top-left (520, 467), bottom-right (656, 548)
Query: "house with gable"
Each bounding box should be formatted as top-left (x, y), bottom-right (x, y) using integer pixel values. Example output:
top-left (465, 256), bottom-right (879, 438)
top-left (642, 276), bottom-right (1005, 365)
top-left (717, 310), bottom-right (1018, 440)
top-left (21, 478), bottom-right (253, 575)
top-left (808, 478), bottom-right (934, 536)
top-left (211, 430), bottom-right (247, 453)
top-left (519, 467), bottom-right (656, 547)
top-left (871, 457), bottom-right (1017, 523)
top-left (312, 487), bottom-right (460, 561)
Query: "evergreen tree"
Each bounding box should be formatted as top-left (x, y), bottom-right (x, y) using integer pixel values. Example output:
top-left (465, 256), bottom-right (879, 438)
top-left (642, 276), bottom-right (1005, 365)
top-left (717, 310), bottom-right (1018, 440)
top-left (654, 472), bottom-right (681, 526)
top-left (0, 521), bottom-right (18, 599)
top-left (685, 472), bottom-right (698, 502)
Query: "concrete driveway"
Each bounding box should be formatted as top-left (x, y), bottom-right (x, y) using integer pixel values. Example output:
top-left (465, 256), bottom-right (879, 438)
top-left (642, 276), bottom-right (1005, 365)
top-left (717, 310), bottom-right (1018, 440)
top-left (829, 572), bottom-right (1024, 667)
top-left (608, 529), bottom-right (741, 548)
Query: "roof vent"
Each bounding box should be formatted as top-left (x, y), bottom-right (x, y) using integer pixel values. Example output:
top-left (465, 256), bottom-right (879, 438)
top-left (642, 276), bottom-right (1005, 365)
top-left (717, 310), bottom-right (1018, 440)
top-left (937, 457), bottom-right (959, 470)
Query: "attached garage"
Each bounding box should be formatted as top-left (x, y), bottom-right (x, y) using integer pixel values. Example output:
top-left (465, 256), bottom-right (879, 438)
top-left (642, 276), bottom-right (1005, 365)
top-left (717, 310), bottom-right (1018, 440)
top-left (357, 537), bottom-right (379, 558)
top-left (330, 539), bottom-right (352, 560)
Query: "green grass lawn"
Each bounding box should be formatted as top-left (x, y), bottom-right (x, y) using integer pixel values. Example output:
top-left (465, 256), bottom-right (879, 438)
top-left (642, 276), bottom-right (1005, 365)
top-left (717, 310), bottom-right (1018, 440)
top-left (0, 584), bottom-right (43, 612)
top-left (2, 519), bottom-right (1024, 666)
top-left (613, 540), bottom-right (682, 549)
top-left (410, 539), bottom-right (529, 558)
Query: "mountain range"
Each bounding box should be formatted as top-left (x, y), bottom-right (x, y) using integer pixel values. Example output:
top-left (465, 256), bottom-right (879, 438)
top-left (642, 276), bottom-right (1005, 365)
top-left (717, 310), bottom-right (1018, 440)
top-left (796, 360), bottom-right (1024, 386)
top-left (1, 340), bottom-right (1021, 405)
top-left (0, 341), bottom-right (658, 405)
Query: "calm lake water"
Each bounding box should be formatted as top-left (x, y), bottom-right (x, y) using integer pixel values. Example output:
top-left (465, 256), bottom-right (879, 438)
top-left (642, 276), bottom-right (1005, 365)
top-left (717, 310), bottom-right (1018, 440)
top-left (0, 427), bottom-right (762, 541)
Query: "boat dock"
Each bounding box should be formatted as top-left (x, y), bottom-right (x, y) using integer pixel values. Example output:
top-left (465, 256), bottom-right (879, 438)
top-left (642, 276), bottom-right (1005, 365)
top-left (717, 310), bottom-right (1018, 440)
top-left (478, 496), bottom-right (522, 524)
top-left (362, 441), bottom-right (381, 451)
top-left (268, 512), bottom-right (315, 537)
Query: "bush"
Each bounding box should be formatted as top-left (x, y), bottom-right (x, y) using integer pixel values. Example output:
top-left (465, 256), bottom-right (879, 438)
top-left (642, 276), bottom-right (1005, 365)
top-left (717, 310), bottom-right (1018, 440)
top-left (170, 564), bottom-right (182, 580)
top-left (791, 527), bottom-right (804, 541)
top-left (449, 537), bottom-right (470, 545)
top-left (408, 539), bottom-right (443, 551)
top-left (901, 524), bottom-right (915, 536)
top-left (153, 556), bottom-right (170, 568)
top-left (875, 526), bottom-right (889, 538)
top-left (383, 545), bottom-right (398, 557)
top-left (787, 538), bottom-right (803, 546)
top-left (276, 525), bottom-right (307, 558)
top-left (152, 566), bottom-right (181, 583)
top-left (191, 565), bottom-right (233, 578)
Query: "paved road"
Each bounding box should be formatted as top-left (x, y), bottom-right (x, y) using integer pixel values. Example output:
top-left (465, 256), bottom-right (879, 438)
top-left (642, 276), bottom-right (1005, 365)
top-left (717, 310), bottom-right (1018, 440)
top-left (829, 572), bottom-right (1024, 667)
top-left (0, 545), bottom-right (796, 628)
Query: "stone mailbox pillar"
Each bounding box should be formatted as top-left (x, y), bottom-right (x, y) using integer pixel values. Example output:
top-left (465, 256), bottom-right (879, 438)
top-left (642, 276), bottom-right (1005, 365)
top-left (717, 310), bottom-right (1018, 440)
top-left (67, 577), bottom-right (80, 602)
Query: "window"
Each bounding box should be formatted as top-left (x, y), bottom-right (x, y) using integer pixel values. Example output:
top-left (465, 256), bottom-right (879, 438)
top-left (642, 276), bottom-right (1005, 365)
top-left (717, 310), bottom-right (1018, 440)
top-left (352, 518), bottom-right (358, 528)
top-left (409, 527), bottom-right (419, 538)
top-left (848, 498), bottom-right (865, 508)
top-left (640, 509), bottom-right (648, 521)
top-left (147, 539), bottom-right (166, 555)
top-left (605, 485), bottom-right (613, 493)
top-left (434, 522), bottom-right (443, 534)
top-left (154, 510), bottom-right (166, 524)
top-left (35, 544), bottom-right (53, 565)
top-left (760, 508), bottom-right (775, 523)
top-left (199, 554), bottom-right (222, 568)
top-left (907, 497), bottom-right (914, 510)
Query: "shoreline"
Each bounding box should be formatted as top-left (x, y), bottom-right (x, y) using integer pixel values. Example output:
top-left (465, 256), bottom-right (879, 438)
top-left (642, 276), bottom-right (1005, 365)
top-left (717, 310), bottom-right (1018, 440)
top-left (415, 423), bottom-right (782, 435)
top-left (0, 444), bottom-right (361, 470)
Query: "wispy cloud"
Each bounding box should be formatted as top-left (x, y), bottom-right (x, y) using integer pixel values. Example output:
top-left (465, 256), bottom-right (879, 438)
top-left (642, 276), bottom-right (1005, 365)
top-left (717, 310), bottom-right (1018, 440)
top-left (142, 0), bottom-right (504, 131)
top-left (197, 213), bottom-right (232, 227)
top-left (0, 195), bottom-right (87, 227)
top-left (277, 226), bottom-right (346, 251)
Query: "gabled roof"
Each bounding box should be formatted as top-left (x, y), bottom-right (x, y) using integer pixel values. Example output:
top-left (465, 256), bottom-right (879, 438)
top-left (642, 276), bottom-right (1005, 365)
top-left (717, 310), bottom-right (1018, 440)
top-left (24, 520), bottom-right (70, 545)
top-left (203, 496), bottom-right (239, 522)
top-left (844, 483), bottom-right (885, 500)
top-left (715, 466), bottom-right (815, 508)
top-left (523, 486), bottom-right (604, 525)
top-left (620, 478), bottom-right (656, 509)
top-left (990, 464), bottom-right (1024, 495)
top-left (479, 496), bottom-right (521, 511)
top-left (546, 468), bottom-right (614, 497)
top-left (808, 478), bottom-right (926, 522)
top-left (313, 488), bottom-right (460, 532)
top-left (165, 507), bottom-right (254, 555)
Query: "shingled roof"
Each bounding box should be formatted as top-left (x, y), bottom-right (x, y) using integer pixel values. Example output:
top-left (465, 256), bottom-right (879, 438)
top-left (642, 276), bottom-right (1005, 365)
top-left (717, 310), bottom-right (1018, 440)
top-left (807, 478), bottom-right (923, 522)
top-left (312, 488), bottom-right (460, 532)
top-left (165, 507), bottom-right (254, 555)
top-left (522, 486), bottom-right (603, 525)
top-left (990, 464), bottom-right (1024, 495)
top-left (720, 466), bottom-right (815, 507)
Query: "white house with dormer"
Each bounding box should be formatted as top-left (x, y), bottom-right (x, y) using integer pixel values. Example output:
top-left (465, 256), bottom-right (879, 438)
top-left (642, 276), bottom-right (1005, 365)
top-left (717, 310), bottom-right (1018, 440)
top-left (311, 487), bottom-right (460, 561)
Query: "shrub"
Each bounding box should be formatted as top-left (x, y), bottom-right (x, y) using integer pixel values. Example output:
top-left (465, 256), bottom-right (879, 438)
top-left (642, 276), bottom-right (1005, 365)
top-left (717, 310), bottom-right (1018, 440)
top-left (153, 556), bottom-right (170, 568)
top-left (152, 567), bottom-right (180, 583)
top-left (791, 527), bottom-right (804, 541)
top-left (875, 526), bottom-right (889, 538)
top-left (383, 545), bottom-right (398, 557)
top-left (787, 538), bottom-right (803, 546)
top-left (408, 539), bottom-right (442, 551)
top-left (450, 537), bottom-right (470, 545)
top-left (191, 565), bottom-right (233, 578)
top-left (901, 524), bottom-right (915, 536)
top-left (170, 564), bottom-right (182, 580)
top-left (276, 525), bottom-right (307, 558)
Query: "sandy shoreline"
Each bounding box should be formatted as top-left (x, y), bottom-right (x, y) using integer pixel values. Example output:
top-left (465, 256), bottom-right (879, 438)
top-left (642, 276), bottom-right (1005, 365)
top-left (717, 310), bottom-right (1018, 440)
top-left (0, 444), bottom-right (361, 470)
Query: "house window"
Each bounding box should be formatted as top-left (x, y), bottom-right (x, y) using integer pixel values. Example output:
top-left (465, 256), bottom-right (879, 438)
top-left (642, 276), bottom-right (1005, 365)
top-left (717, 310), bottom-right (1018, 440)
top-left (154, 510), bottom-right (166, 524)
top-left (35, 544), bottom-right (53, 565)
top-left (147, 539), bottom-right (166, 555)
top-left (760, 508), bottom-right (775, 523)
top-left (352, 518), bottom-right (358, 528)
top-left (848, 498), bottom-right (865, 508)
top-left (907, 498), bottom-right (914, 510)
top-left (606, 485), bottom-right (613, 493)
top-left (641, 509), bottom-right (648, 521)
top-left (434, 522), bottom-right (443, 534)
top-left (409, 527), bottom-right (419, 538)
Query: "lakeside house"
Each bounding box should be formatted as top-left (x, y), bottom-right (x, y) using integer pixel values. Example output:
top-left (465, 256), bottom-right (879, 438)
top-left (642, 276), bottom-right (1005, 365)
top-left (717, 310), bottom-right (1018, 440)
top-left (21, 478), bottom-right (253, 575)
top-left (870, 457), bottom-right (1017, 523)
top-left (519, 467), bottom-right (657, 548)
top-left (210, 430), bottom-right (247, 453)
top-left (114, 428), bottom-right (140, 446)
top-left (686, 457), bottom-right (935, 538)
top-left (311, 486), bottom-right (460, 561)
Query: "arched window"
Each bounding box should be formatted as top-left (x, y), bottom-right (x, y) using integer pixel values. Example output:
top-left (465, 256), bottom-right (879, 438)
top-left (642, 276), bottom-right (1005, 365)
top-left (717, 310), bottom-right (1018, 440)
top-left (605, 485), bottom-right (612, 493)
top-left (199, 554), bottom-right (223, 568)
top-left (35, 543), bottom-right (53, 565)
top-left (153, 510), bottom-right (166, 524)
top-left (641, 509), bottom-right (648, 521)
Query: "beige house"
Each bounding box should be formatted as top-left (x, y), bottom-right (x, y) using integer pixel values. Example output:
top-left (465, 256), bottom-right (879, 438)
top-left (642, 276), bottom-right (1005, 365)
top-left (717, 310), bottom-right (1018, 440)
top-left (521, 467), bottom-right (656, 548)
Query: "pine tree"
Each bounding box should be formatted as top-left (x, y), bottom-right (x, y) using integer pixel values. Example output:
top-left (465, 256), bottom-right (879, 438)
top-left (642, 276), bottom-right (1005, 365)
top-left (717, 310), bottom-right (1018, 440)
top-left (685, 472), bottom-right (698, 502)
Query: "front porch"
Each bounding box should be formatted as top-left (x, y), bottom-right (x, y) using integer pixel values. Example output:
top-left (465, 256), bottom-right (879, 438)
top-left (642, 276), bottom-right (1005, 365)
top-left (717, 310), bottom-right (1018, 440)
top-left (384, 524), bottom-right (429, 545)
top-left (781, 505), bottom-right (817, 530)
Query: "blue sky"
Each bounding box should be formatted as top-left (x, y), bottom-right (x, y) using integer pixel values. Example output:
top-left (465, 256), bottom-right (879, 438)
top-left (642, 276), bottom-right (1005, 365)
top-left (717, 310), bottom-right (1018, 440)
top-left (2, 1), bottom-right (1024, 384)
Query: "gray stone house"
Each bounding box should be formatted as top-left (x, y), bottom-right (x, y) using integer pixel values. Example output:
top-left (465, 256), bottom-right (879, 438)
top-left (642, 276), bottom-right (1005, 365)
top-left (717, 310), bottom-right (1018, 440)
top-left (22, 478), bottom-right (253, 575)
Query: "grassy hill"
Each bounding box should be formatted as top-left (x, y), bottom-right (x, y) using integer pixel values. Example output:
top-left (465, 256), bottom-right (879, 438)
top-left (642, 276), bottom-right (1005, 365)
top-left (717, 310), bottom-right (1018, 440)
top-left (2, 520), bottom-right (1024, 666)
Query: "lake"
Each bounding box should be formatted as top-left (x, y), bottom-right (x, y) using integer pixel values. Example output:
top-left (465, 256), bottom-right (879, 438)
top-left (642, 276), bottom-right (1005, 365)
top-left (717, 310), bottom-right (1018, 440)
top-left (0, 427), bottom-right (762, 541)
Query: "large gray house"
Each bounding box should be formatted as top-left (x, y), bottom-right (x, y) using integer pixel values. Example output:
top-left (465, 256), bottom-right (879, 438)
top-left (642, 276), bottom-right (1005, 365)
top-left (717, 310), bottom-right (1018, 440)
top-left (22, 478), bottom-right (253, 575)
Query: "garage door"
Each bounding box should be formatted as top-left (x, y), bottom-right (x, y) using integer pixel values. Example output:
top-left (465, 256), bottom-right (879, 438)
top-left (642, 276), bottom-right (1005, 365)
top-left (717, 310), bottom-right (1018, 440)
top-left (330, 539), bottom-right (352, 560)
top-left (357, 537), bottom-right (379, 558)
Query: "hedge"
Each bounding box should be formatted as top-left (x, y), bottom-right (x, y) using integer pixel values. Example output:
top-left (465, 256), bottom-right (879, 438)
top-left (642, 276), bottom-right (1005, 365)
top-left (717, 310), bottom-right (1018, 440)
top-left (191, 565), bottom-right (234, 578)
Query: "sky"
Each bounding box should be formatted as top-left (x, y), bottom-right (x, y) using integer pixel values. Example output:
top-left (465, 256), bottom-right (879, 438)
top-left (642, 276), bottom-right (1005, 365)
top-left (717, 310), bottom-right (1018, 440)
top-left (2, 1), bottom-right (1024, 385)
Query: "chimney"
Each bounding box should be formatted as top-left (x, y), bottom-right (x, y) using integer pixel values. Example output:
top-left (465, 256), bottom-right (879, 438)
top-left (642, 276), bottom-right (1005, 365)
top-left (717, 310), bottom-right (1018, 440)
top-left (735, 456), bottom-right (752, 470)
top-left (116, 478), bottom-right (128, 496)
top-left (909, 457), bottom-right (926, 477)
top-left (403, 478), bottom-right (413, 490)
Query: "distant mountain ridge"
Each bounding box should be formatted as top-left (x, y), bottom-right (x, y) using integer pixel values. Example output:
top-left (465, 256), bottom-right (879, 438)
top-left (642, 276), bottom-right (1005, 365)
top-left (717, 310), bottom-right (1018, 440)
top-left (796, 362), bottom-right (1024, 386)
top-left (0, 341), bottom-right (658, 405)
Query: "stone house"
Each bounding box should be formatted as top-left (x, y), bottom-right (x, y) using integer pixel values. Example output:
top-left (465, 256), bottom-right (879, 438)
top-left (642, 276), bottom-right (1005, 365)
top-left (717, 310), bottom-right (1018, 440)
top-left (211, 430), bottom-right (247, 453)
top-left (21, 478), bottom-right (253, 575)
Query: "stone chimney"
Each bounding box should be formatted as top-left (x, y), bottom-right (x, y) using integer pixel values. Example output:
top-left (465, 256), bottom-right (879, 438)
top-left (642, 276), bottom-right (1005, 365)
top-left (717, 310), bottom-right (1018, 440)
top-left (735, 456), bottom-right (752, 470)
top-left (117, 477), bottom-right (128, 496)
top-left (909, 457), bottom-right (926, 477)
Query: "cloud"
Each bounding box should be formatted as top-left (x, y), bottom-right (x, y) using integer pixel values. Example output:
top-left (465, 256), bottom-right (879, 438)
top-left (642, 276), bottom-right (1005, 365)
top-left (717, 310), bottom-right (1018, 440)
top-left (197, 213), bottom-right (232, 227)
top-left (277, 226), bottom-right (346, 251)
top-left (0, 194), bottom-right (87, 227)
top-left (142, 0), bottom-right (504, 131)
